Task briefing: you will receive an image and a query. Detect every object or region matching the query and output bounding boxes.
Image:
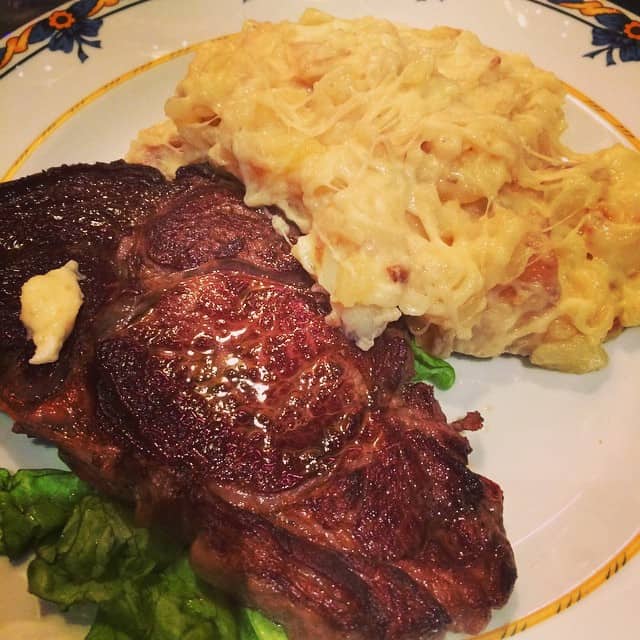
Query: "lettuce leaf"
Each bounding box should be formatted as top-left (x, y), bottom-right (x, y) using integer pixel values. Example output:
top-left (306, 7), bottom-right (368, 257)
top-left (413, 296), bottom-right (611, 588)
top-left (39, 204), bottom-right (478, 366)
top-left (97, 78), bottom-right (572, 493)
top-left (0, 467), bottom-right (286, 640)
top-left (239, 609), bottom-right (287, 640)
top-left (410, 340), bottom-right (456, 390)
top-left (28, 495), bottom-right (178, 609)
top-left (0, 468), bottom-right (92, 558)
top-left (82, 556), bottom-right (239, 640)
top-left (29, 495), bottom-right (238, 639)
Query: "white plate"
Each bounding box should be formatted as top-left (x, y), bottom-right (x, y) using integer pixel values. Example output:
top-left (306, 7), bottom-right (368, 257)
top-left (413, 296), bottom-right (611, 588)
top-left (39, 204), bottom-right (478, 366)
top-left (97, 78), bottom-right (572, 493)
top-left (1, 1), bottom-right (639, 638)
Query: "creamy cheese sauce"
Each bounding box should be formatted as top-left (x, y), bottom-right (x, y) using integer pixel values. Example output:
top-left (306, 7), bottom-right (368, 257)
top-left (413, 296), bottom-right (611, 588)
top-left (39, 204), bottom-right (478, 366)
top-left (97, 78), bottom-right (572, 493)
top-left (129, 9), bottom-right (640, 372)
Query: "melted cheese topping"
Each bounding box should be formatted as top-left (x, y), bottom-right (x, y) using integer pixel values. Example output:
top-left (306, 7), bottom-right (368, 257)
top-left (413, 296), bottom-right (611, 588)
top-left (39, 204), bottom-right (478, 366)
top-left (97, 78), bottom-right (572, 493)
top-left (128, 10), bottom-right (640, 372)
top-left (20, 261), bottom-right (84, 365)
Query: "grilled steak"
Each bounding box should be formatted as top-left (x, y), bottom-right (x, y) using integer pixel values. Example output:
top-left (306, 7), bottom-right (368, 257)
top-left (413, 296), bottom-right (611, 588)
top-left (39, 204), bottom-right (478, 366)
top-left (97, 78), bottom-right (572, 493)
top-left (0, 161), bottom-right (516, 639)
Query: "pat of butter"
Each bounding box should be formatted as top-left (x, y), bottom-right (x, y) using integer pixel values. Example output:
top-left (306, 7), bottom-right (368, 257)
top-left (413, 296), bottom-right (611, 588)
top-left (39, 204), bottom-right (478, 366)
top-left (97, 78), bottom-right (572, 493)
top-left (20, 260), bottom-right (84, 365)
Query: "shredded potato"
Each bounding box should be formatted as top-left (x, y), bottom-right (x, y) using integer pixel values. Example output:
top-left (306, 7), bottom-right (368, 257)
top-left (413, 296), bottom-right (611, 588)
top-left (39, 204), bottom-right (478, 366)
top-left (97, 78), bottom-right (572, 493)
top-left (127, 9), bottom-right (640, 372)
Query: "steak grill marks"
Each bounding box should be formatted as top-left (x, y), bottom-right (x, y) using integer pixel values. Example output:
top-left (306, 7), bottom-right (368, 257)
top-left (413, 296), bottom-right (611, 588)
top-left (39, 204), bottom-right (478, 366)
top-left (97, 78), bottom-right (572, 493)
top-left (0, 161), bottom-right (516, 640)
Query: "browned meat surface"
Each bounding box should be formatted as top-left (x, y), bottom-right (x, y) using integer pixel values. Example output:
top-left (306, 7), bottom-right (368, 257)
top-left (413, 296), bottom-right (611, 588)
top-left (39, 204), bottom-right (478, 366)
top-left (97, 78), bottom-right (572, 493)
top-left (0, 162), bottom-right (516, 640)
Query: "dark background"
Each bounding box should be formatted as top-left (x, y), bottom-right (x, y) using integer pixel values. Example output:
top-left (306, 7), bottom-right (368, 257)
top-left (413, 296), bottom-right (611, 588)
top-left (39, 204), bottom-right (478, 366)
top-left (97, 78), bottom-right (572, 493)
top-left (1, 0), bottom-right (64, 36)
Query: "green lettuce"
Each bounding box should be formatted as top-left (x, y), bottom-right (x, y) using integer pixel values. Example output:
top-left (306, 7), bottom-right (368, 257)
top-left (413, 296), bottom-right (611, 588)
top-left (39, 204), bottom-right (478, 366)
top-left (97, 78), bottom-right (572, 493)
top-left (410, 340), bottom-right (456, 390)
top-left (0, 468), bottom-right (286, 640)
top-left (239, 609), bottom-right (288, 640)
top-left (0, 468), bottom-right (92, 558)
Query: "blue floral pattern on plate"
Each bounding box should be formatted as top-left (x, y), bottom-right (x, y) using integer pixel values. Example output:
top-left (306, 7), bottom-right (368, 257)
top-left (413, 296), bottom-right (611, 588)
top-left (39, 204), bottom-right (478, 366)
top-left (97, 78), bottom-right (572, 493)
top-left (1, 0), bottom-right (639, 79)
top-left (37, 0), bottom-right (105, 62)
top-left (543, 1), bottom-right (640, 65)
top-left (589, 10), bottom-right (640, 64)
top-left (0, 0), bottom-right (125, 75)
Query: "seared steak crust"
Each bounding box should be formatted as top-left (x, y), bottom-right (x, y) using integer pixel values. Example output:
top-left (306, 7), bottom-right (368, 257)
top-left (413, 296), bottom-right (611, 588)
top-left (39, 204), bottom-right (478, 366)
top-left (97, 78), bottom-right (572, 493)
top-left (0, 162), bottom-right (516, 639)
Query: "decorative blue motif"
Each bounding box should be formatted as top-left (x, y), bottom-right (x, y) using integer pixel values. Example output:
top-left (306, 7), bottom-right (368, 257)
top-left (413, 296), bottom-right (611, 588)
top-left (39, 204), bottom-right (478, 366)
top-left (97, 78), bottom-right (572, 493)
top-left (545, 1), bottom-right (640, 65)
top-left (0, 1), bottom-right (119, 74)
top-left (589, 11), bottom-right (640, 64)
top-left (417, 0), bottom-right (640, 66)
top-left (2, 0), bottom-right (639, 79)
top-left (0, 0), bottom-right (161, 78)
top-left (33, 0), bottom-right (105, 63)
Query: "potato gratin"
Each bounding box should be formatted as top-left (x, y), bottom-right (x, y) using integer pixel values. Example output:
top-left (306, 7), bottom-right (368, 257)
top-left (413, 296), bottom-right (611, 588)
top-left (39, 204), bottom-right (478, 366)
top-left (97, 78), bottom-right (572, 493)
top-left (128, 9), bottom-right (640, 373)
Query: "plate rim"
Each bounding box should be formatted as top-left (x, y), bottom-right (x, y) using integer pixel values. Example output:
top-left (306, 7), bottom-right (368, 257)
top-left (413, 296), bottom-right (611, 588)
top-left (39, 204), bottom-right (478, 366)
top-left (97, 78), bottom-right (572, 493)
top-left (1, 8), bottom-right (639, 639)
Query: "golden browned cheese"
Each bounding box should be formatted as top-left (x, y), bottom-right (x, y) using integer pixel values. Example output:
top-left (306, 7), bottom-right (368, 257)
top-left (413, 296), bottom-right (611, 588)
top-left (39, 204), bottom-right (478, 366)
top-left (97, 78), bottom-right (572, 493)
top-left (128, 9), bottom-right (640, 372)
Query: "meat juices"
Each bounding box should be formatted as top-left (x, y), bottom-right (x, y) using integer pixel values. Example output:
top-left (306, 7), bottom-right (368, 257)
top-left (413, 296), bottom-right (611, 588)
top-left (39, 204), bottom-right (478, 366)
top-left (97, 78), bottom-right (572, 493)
top-left (0, 162), bottom-right (516, 640)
